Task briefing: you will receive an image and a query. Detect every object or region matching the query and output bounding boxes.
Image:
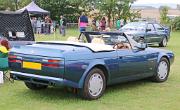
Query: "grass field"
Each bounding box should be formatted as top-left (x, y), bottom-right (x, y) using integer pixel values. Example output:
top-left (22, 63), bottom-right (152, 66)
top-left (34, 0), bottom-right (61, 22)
top-left (0, 30), bottom-right (180, 110)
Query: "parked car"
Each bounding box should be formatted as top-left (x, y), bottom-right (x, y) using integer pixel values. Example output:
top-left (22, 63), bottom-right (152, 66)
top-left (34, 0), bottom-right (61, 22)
top-left (9, 32), bottom-right (174, 100)
top-left (120, 22), bottom-right (171, 47)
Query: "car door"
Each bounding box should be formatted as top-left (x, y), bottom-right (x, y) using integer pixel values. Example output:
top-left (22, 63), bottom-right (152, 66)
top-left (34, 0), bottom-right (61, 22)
top-left (153, 23), bottom-right (166, 42)
top-left (117, 49), bottom-right (150, 78)
top-left (112, 35), bottom-right (151, 78)
top-left (145, 23), bottom-right (158, 43)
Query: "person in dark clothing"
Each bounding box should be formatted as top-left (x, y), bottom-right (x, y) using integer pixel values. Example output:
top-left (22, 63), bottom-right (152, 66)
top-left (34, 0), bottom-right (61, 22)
top-left (45, 16), bottom-right (52, 34)
top-left (92, 16), bottom-right (97, 31)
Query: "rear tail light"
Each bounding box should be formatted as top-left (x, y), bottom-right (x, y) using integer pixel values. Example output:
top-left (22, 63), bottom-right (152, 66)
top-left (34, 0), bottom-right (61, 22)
top-left (9, 56), bottom-right (61, 68)
top-left (8, 55), bottom-right (17, 59)
top-left (8, 55), bottom-right (22, 63)
top-left (42, 64), bottom-right (60, 68)
top-left (42, 59), bottom-right (61, 68)
top-left (48, 59), bottom-right (60, 63)
top-left (42, 59), bottom-right (60, 63)
top-left (9, 59), bottom-right (22, 63)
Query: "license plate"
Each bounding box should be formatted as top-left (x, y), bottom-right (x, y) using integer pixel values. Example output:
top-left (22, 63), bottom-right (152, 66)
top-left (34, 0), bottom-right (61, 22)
top-left (23, 61), bottom-right (42, 70)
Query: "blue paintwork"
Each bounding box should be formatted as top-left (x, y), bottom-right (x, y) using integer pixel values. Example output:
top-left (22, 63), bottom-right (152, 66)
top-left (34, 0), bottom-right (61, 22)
top-left (9, 32), bottom-right (174, 89)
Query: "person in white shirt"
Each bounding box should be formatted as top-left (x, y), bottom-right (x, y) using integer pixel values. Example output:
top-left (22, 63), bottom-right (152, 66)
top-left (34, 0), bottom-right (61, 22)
top-left (36, 17), bottom-right (42, 34)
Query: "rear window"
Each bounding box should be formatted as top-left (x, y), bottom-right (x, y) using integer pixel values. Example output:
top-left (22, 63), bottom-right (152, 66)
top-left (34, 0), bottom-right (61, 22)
top-left (121, 22), bottom-right (146, 31)
top-left (153, 24), bottom-right (164, 31)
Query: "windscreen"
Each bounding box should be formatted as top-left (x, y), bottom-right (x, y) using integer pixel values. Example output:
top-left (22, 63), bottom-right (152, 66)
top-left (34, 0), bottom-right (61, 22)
top-left (79, 32), bottom-right (129, 45)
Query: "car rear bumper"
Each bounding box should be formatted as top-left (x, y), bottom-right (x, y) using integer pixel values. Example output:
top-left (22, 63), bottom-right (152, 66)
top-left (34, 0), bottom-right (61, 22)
top-left (10, 71), bottom-right (80, 88)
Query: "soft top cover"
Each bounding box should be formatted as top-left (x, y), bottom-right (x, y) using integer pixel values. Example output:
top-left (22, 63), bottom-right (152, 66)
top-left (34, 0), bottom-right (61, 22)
top-left (37, 41), bottom-right (114, 52)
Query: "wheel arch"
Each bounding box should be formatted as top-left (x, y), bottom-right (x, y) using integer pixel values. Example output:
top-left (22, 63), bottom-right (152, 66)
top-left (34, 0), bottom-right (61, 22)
top-left (78, 63), bottom-right (110, 88)
top-left (93, 64), bottom-right (109, 84)
top-left (157, 54), bottom-right (170, 66)
top-left (162, 56), bottom-right (170, 63)
top-left (163, 35), bottom-right (168, 41)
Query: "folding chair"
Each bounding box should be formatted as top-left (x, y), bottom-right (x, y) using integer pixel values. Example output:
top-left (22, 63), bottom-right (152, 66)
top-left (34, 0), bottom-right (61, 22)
top-left (0, 52), bottom-right (14, 83)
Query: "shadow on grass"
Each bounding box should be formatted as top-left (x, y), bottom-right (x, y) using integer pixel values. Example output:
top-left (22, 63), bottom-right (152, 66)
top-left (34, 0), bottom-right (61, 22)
top-left (19, 87), bottom-right (80, 101)
top-left (16, 79), bottom-right (154, 101)
top-left (105, 79), bottom-right (153, 93)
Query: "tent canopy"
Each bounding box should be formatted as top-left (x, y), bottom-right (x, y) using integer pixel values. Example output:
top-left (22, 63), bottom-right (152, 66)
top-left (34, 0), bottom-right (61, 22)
top-left (17, 1), bottom-right (50, 15)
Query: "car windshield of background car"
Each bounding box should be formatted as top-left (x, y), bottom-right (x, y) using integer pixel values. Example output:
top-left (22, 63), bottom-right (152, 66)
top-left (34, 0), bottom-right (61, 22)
top-left (122, 22), bottom-right (146, 31)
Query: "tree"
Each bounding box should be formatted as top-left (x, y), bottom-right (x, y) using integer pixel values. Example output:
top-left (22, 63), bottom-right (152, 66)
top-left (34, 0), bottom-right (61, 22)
top-left (97, 0), bottom-right (137, 27)
top-left (36, 0), bottom-right (83, 22)
top-left (159, 6), bottom-right (170, 25)
top-left (0, 0), bottom-right (15, 10)
top-left (116, 0), bottom-right (138, 23)
top-left (172, 17), bottom-right (180, 31)
top-left (97, 0), bottom-right (116, 27)
top-left (0, 0), bottom-right (139, 24)
top-left (18, 0), bottom-right (31, 9)
top-left (0, 0), bottom-right (31, 11)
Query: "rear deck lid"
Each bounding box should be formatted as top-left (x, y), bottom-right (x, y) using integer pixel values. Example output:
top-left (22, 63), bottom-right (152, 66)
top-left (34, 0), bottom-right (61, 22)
top-left (10, 44), bottom-right (65, 58)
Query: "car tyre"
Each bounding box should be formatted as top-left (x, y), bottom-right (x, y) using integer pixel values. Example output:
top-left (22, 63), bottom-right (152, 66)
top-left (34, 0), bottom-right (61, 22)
top-left (159, 37), bottom-right (167, 47)
top-left (24, 82), bottom-right (48, 90)
top-left (151, 57), bottom-right (170, 82)
top-left (79, 68), bottom-right (106, 100)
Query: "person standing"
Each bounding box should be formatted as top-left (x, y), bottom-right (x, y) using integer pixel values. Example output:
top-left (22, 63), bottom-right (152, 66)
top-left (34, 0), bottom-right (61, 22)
top-left (53, 20), bottom-right (57, 32)
top-left (120, 19), bottom-right (124, 28)
top-left (36, 17), bottom-right (42, 34)
top-left (100, 17), bottom-right (106, 31)
top-left (41, 19), bottom-right (45, 34)
top-left (59, 16), bottom-right (63, 34)
top-left (45, 16), bottom-right (49, 34)
top-left (96, 19), bottom-right (100, 31)
top-left (116, 18), bottom-right (121, 30)
top-left (45, 16), bottom-right (52, 34)
top-left (78, 12), bottom-right (88, 32)
top-left (60, 15), bottom-right (67, 36)
top-left (91, 16), bottom-right (97, 31)
top-left (31, 17), bottom-right (37, 33)
top-left (48, 17), bottom-right (52, 34)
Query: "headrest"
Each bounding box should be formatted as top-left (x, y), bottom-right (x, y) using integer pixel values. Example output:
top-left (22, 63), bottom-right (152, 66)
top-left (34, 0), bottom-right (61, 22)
top-left (67, 37), bottom-right (79, 42)
top-left (91, 37), bottom-right (105, 44)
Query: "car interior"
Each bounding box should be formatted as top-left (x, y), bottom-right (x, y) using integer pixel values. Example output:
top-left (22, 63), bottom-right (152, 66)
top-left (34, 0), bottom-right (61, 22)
top-left (67, 33), bottom-right (132, 50)
top-left (89, 34), bottom-right (131, 50)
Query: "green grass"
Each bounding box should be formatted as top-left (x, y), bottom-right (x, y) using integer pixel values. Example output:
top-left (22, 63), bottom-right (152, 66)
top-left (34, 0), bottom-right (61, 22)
top-left (35, 28), bottom-right (80, 41)
top-left (0, 30), bottom-right (180, 110)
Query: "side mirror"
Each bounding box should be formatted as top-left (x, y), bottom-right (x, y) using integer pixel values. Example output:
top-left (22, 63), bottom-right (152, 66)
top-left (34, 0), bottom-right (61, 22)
top-left (136, 43), bottom-right (148, 50)
top-left (146, 29), bottom-right (151, 32)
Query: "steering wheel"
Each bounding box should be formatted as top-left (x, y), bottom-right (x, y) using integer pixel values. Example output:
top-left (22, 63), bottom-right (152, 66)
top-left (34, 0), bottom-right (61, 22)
top-left (113, 42), bottom-right (126, 49)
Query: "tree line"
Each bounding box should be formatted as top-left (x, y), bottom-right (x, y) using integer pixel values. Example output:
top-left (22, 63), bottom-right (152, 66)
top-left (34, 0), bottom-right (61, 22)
top-left (160, 6), bottom-right (180, 31)
top-left (0, 0), bottom-right (140, 25)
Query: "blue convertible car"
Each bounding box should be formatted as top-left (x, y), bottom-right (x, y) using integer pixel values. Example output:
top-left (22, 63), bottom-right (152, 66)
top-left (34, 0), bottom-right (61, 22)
top-left (9, 32), bottom-right (174, 100)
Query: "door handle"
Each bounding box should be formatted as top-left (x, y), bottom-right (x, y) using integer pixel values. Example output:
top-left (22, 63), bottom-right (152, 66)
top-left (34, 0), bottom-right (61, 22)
top-left (119, 56), bottom-right (123, 59)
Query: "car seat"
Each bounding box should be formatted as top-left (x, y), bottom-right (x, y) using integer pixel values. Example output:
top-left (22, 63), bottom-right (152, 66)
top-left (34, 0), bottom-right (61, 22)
top-left (91, 38), bottom-right (105, 44)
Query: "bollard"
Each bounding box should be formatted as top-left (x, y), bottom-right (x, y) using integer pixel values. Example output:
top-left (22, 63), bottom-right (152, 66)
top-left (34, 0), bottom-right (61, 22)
top-left (0, 71), bottom-right (4, 84)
